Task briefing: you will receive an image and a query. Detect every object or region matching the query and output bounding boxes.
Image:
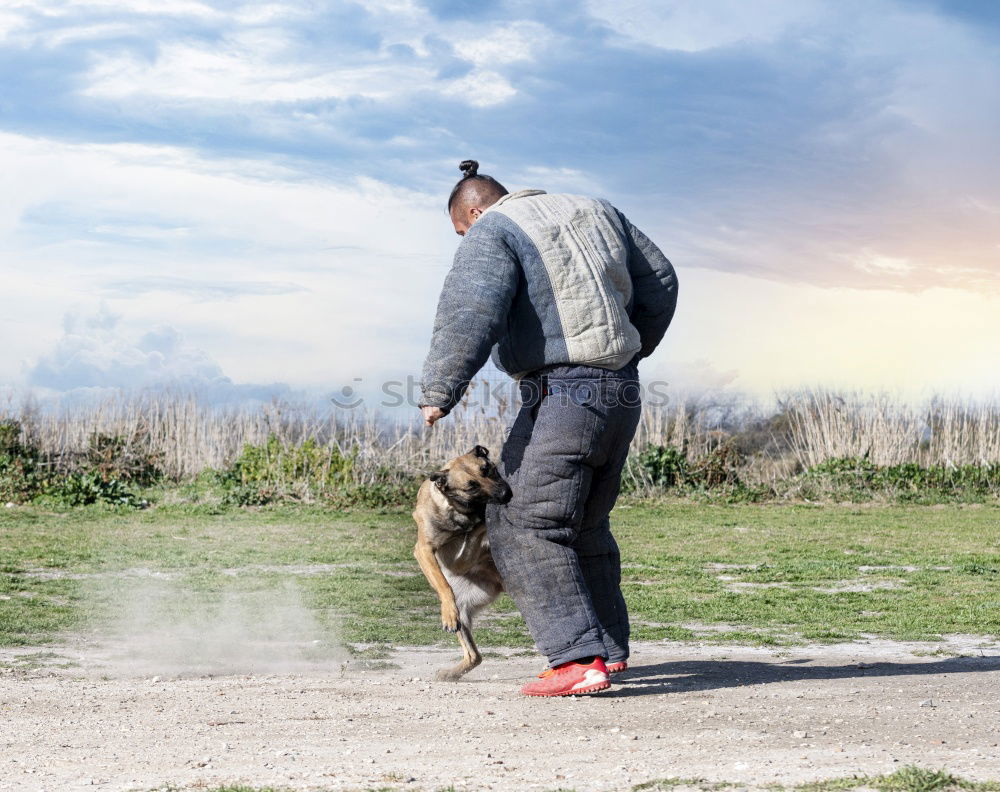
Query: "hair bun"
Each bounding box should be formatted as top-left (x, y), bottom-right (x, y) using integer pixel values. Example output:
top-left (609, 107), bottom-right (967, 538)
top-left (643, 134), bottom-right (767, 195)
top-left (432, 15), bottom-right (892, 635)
top-left (459, 159), bottom-right (479, 178)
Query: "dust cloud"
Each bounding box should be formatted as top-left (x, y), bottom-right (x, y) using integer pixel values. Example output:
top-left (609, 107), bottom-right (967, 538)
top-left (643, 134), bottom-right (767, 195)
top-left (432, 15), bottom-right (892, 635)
top-left (83, 577), bottom-right (348, 677)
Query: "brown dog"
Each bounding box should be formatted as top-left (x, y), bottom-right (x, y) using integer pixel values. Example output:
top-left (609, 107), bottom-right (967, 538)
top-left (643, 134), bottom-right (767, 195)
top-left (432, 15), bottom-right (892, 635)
top-left (412, 445), bottom-right (512, 680)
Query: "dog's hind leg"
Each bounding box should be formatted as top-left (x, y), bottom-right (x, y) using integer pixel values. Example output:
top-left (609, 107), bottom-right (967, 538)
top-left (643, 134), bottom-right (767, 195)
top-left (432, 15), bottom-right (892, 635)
top-left (435, 571), bottom-right (498, 681)
top-left (435, 621), bottom-right (482, 681)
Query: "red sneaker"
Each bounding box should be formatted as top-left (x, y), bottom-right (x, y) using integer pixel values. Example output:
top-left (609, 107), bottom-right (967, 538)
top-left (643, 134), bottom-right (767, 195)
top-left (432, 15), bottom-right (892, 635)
top-left (606, 660), bottom-right (628, 675)
top-left (520, 657), bottom-right (611, 697)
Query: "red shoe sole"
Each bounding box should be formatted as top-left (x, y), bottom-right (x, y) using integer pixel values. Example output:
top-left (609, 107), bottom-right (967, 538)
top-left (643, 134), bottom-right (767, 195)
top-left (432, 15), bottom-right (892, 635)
top-left (606, 662), bottom-right (628, 675)
top-left (522, 679), bottom-right (611, 697)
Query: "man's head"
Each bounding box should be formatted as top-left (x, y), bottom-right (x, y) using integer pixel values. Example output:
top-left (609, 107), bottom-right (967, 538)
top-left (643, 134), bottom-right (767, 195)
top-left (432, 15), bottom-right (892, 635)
top-left (447, 159), bottom-right (508, 236)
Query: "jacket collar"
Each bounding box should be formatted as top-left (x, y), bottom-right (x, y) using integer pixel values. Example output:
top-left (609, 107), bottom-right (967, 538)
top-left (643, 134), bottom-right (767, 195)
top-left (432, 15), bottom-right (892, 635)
top-left (487, 189), bottom-right (546, 213)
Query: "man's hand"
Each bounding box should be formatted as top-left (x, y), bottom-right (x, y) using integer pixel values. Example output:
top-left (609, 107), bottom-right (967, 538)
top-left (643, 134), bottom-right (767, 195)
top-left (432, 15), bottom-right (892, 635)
top-left (421, 406), bottom-right (446, 427)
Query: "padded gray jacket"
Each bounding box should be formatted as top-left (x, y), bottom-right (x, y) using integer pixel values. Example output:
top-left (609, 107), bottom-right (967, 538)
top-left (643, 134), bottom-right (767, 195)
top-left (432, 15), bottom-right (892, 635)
top-left (420, 189), bottom-right (678, 413)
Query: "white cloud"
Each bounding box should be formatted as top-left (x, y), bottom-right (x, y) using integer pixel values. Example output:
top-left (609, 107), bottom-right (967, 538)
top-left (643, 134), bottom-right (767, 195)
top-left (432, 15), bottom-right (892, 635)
top-left (0, 131), bottom-right (443, 258)
top-left (65, 1), bottom-right (541, 109)
top-left (233, 2), bottom-right (315, 26)
top-left (512, 165), bottom-right (605, 195)
top-left (22, 0), bottom-right (221, 19)
top-left (25, 305), bottom-right (292, 405)
top-left (442, 69), bottom-right (517, 107)
top-left (30, 305), bottom-right (217, 389)
top-left (0, 9), bottom-right (27, 41)
top-left (450, 21), bottom-right (551, 66)
top-left (433, 22), bottom-right (551, 107)
top-left (585, 0), bottom-right (827, 52)
top-left (2, 1), bottom-right (999, 402)
top-left (0, 131), bottom-right (454, 390)
top-left (83, 43), bottom-right (437, 103)
top-left (3, 126), bottom-right (999, 402)
top-left (658, 358), bottom-right (741, 395)
top-left (852, 251), bottom-right (914, 276)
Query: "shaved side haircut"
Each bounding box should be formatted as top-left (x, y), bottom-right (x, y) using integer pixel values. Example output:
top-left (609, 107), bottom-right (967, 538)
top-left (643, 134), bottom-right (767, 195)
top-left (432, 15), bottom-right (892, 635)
top-left (447, 159), bottom-right (508, 212)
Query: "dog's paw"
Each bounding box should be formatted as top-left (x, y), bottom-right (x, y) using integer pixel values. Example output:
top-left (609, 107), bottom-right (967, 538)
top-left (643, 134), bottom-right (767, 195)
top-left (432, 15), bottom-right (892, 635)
top-left (440, 604), bottom-right (460, 633)
top-left (435, 667), bottom-right (465, 682)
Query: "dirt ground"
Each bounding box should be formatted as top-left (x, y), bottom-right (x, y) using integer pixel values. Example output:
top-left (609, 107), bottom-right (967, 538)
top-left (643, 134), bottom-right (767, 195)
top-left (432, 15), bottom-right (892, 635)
top-left (2, 636), bottom-right (1000, 792)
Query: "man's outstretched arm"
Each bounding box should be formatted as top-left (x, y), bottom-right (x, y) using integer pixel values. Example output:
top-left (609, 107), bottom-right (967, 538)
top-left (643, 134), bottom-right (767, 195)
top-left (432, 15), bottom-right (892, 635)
top-left (419, 222), bottom-right (519, 422)
top-left (617, 210), bottom-right (678, 358)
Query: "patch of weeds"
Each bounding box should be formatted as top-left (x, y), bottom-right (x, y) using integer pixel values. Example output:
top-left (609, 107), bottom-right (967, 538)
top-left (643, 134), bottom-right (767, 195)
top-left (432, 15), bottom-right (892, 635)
top-left (3, 650), bottom-right (78, 671)
top-left (347, 643), bottom-right (396, 660)
top-left (635, 769), bottom-right (1000, 792)
top-left (700, 630), bottom-right (790, 647)
top-left (792, 766), bottom-right (1000, 792)
top-left (788, 779), bottom-right (860, 792)
top-left (633, 779), bottom-right (734, 791)
top-left (355, 659), bottom-right (401, 671)
top-left (159, 786), bottom-right (290, 792)
top-left (911, 648), bottom-right (964, 658)
top-left (631, 625), bottom-right (697, 642)
top-left (872, 766), bottom-right (997, 792)
top-left (799, 628), bottom-right (853, 642)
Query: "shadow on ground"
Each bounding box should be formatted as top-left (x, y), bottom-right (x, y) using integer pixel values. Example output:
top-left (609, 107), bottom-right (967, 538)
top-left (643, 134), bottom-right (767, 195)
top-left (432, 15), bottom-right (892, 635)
top-left (609, 655), bottom-right (1000, 697)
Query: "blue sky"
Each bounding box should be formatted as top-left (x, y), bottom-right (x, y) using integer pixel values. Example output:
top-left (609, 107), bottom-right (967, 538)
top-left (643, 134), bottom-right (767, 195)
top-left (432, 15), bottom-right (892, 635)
top-left (1, 0), bottom-right (998, 405)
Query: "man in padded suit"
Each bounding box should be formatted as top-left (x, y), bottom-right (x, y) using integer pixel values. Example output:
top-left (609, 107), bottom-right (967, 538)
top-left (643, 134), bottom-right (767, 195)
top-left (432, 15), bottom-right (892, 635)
top-left (419, 160), bottom-right (678, 696)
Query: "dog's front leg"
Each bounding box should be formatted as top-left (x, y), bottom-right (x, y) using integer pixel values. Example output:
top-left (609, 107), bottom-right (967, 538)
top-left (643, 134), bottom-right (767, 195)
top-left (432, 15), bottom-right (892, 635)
top-left (413, 540), bottom-right (460, 632)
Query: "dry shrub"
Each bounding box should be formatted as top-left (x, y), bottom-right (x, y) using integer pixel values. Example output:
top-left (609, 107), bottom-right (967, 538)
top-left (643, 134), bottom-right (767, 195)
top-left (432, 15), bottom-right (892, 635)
top-left (1, 385), bottom-right (997, 501)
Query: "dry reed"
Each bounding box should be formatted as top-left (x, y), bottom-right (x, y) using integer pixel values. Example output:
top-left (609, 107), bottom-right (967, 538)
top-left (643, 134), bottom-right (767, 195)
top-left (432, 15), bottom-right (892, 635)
top-left (2, 385), bottom-right (997, 484)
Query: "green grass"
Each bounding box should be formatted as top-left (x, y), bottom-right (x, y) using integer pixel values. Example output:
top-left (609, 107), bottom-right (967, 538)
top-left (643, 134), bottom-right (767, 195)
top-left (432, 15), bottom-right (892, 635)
top-left (634, 767), bottom-right (1000, 792)
top-left (1, 501), bottom-right (998, 649)
top-left (153, 767), bottom-right (1000, 792)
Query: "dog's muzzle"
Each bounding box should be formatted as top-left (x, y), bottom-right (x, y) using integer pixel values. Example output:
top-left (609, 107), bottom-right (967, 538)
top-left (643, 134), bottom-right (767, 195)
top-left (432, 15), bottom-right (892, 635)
top-left (491, 481), bottom-right (513, 504)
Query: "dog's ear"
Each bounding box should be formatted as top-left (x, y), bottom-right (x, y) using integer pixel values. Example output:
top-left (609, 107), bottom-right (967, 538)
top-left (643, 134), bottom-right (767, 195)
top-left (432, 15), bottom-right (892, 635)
top-left (429, 470), bottom-right (448, 491)
top-left (472, 445), bottom-right (489, 459)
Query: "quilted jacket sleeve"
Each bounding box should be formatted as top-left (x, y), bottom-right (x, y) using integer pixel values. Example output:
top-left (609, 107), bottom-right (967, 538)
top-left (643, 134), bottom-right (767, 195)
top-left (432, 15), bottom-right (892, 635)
top-left (419, 219), bottom-right (520, 414)
top-left (617, 210), bottom-right (678, 359)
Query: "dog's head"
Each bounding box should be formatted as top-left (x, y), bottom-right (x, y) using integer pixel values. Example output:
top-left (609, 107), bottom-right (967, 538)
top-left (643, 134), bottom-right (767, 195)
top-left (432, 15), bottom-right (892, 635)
top-left (429, 445), bottom-right (512, 514)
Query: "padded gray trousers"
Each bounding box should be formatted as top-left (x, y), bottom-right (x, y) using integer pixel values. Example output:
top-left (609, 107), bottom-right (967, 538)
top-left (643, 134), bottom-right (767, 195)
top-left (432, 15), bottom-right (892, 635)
top-left (485, 362), bottom-right (642, 667)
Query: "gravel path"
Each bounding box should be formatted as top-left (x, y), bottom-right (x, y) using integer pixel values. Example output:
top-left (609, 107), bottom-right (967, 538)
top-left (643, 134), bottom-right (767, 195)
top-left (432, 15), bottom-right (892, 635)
top-left (2, 637), bottom-right (999, 792)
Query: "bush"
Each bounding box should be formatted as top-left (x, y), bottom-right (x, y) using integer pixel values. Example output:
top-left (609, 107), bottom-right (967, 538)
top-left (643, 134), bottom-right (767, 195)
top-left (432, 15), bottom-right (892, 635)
top-left (806, 456), bottom-right (1000, 500)
top-left (0, 420), bottom-right (45, 503)
top-left (214, 436), bottom-right (424, 508)
top-left (40, 470), bottom-right (147, 508)
top-left (634, 444), bottom-right (689, 488)
top-left (627, 444), bottom-right (999, 503)
top-left (0, 421), bottom-right (149, 508)
top-left (84, 431), bottom-right (163, 487)
top-left (219, 435), bottom-right (356, 505)
top-left (631, 441), bottom-right (746, 491)
top-left (690, 440), bottom-right (745, 488)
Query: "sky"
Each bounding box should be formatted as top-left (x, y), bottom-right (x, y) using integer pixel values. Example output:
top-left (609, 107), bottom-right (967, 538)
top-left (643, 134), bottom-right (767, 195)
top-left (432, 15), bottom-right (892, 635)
top-left (1, 0), bottom-right (998, 408)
